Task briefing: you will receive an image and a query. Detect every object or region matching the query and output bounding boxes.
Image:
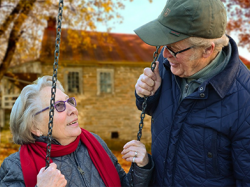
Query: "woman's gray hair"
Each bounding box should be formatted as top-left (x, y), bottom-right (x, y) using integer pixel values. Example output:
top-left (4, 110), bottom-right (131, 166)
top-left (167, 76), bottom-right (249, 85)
top-left (187, 34), bottom-right (229, 52)
top-left (10, 76), bottom-right (64, 145)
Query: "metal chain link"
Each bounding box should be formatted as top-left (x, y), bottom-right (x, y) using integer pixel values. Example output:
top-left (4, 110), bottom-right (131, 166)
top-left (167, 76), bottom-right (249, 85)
top-left (137, 46), bottom-right (160, 141)
top-left (45, 0), bottom-right (64, 169)
top-left (130, 46), bottom-right (160, 186)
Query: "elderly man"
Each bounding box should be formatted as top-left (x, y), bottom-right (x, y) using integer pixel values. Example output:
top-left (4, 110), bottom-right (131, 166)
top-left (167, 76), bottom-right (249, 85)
top-left (134, 0), bottom-right (250, 186)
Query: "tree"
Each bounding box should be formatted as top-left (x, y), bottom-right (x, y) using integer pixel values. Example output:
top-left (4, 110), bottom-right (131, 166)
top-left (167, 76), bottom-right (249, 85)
top-left (222, 0), bottom-right (250, 52)
top-left (0, 0), bottom-right (142, 80)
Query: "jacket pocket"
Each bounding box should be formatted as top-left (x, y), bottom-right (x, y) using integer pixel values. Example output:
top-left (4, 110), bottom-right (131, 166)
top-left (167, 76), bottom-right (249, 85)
top-left (204, 128), bottom-right (220, 177)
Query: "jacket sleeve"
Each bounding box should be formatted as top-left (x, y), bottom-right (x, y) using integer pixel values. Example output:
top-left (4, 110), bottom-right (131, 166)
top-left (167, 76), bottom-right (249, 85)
top-left (92, 133), bottom-right (154, 187)
top-left (0, 152), bottom-right (26, 187)
top-left (125, 154), bottom-right (154, 187)
top-left (232, 115), bottom-right (250, 186)
top-left (135, 49), bottom-right (165, 116)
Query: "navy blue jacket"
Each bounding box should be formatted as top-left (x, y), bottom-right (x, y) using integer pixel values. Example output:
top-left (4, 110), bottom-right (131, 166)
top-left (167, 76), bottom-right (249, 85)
top-left (136, 37), bottom-right (250, 186)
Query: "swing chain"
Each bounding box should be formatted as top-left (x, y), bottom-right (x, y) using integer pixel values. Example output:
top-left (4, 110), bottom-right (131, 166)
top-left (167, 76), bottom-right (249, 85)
top-left (130, 46), bottom-right (160, 187)
top-left (137, 46), bottom-right (160, 141)
top-left (45, 0), bottom-right (64, 169)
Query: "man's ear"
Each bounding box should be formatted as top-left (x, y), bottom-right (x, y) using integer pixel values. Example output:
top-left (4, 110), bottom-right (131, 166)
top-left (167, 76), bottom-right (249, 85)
top-left (203, 42), bottom-right (215, 58)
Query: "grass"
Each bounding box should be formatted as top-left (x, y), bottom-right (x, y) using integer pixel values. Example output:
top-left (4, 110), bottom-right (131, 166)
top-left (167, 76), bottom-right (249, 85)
top-left (0, 129), bottom-right (20, 166)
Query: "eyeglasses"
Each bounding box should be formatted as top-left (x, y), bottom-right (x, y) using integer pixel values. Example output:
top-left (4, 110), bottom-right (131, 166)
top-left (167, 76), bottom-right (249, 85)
top-left (34, 97), bottom-right (77, 116)
top-left (165, 45), bottom-right (194, 58)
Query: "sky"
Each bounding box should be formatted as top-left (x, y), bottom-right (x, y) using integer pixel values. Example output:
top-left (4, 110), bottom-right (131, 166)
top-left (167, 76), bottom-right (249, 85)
top-left (96, 0), bottom-right (249, 59)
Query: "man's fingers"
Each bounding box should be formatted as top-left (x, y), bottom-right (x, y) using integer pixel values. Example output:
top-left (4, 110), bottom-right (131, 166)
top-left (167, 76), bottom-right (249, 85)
top-left (144, 68), bottom-right (157, 81)
top-left (154, 61), bottom-right (161, 80)
top-left (135, 62), bottom-right (162, 98)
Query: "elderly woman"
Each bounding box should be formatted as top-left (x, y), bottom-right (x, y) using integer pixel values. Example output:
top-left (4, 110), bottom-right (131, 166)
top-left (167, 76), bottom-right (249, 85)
top-left (0, 76), bottom-right (154, 187)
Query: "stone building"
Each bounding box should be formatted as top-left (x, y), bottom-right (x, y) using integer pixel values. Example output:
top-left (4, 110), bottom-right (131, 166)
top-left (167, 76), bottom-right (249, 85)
top-left (0, 20), bottom-right (159, 150)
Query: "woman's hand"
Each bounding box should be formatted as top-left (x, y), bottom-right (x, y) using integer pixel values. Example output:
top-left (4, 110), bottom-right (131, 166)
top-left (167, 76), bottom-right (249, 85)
top-left (121, 140), bottom-right (149, 167)
top-left (36, 163), bottom-right (67, 187)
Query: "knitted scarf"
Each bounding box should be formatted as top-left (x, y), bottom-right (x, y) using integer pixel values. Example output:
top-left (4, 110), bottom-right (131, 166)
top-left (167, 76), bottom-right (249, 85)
top-left (20, 128), bottom-right (121, 187)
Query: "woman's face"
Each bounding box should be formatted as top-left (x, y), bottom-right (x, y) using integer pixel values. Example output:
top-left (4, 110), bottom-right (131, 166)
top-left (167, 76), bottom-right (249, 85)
top-left (37, 86), bottom-right (81, 145)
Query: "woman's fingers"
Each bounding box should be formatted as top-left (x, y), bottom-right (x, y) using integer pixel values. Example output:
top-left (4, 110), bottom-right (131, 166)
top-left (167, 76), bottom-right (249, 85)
top-left (37, 163), bottom-right (67, 187)
top-left (121, 140), bottom-right (149, 167)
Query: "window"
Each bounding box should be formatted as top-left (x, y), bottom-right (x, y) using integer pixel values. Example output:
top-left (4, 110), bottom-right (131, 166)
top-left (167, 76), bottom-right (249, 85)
top-left (111, 132), bottom-right (119, 139)
top-left (97, 69), bottom-right (114, 95)
top-left (64, 68), bottom-right (82, 94)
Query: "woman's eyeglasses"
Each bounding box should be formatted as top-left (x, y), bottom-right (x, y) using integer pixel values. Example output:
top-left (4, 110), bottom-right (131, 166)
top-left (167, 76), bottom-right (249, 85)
top-left (165, 45), bottom-right (194, 58)
top-left (34, 97), bottom-right (77, 116)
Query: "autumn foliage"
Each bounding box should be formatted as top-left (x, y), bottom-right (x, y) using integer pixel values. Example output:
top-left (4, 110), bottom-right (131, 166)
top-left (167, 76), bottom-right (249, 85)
top-left (0, 0), bottom-right (137, 80)
top-left (222, 0), bottom-right (250, 51)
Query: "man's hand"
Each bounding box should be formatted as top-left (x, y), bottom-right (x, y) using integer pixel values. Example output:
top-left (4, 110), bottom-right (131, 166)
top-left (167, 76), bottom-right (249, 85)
top-left (135, 61), bottom-right (161, 97)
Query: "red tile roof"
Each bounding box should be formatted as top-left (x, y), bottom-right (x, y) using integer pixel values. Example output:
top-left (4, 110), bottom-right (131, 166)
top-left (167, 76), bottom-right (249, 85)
top-left (40, 27), bottom-right (250, 66)
top-left (240, 56), bottom-right (250, 66)
top-left (40, 29), bottom-right (160, 64)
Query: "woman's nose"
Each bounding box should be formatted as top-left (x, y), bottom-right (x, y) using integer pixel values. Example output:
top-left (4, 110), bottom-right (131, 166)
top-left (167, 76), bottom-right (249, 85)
top-left (67, 103), bottom-right (78, 116)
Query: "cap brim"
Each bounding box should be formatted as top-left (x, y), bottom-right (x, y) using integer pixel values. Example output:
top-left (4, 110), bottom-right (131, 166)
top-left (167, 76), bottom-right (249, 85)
top-left (134, 19), bottom-right (189, 46)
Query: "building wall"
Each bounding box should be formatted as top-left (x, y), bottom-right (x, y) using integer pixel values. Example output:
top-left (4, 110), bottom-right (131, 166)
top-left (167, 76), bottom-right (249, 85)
top-left (41, 63), bottom-right (152, 150)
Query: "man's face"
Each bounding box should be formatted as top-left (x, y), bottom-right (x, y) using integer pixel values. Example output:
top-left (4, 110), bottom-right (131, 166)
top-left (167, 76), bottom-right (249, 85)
top-left (163, 39), bottom-right (208, 78)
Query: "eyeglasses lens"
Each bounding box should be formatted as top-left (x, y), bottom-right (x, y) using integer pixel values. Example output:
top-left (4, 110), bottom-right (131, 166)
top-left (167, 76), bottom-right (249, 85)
top-left (55, 101), bottom-right (66, 112)
top-left (67, 98), bottom-right (76, 107)
top-left (166, 46), bottom-right (176, 58)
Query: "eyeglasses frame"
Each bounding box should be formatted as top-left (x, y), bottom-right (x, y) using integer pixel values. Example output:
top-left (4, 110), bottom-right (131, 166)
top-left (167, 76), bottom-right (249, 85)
top-left (34, 97), bottom-right (77, 116)
top-left (165, 45), bottom-right (194, 58)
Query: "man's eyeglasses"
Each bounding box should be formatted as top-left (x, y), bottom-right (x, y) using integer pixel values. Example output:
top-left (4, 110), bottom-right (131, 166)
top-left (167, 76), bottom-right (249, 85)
top-left (165, 45), bottom-right (194, 58)
top-left (34, 97), bottom-right (77, 116)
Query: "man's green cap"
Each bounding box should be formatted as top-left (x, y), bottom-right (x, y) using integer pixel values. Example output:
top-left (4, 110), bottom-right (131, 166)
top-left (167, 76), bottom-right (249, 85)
top-left (134, 0), bottom-right (227, 46)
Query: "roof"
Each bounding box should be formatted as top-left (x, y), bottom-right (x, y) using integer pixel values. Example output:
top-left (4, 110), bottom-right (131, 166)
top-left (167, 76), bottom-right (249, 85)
top-left (240, 56), bottom-right (250, 66)
top-left (40, 28), bottom-right (159, 65)
top-left (39, 24), bottom-right (249, 66)
top-left (4, 72), bottom-right (38, 89)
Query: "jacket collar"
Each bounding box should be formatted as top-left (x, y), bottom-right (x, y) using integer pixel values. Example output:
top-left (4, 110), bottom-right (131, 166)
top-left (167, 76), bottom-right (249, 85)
top-left (34, 134), bottom-right (61, 145)
top-left (163, 36), bottom-right (240, 98)
top-left (208, 36), bottom-right (239, 98)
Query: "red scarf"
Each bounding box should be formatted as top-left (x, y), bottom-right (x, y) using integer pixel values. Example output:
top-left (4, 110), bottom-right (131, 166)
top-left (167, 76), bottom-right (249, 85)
top-left (20, 128), bottom-right (121, 187)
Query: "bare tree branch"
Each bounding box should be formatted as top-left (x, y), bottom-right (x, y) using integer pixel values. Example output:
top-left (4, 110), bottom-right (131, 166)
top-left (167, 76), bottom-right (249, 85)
top-left (0, 0), bottom-right (37, 80)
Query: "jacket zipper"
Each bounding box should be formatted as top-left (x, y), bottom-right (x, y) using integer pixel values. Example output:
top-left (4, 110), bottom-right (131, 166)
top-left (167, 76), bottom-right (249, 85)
top-left (78, 166), bottom-right (85, 175)
top-left (70, 152), bottom-right (89, 187)
top-left (174, 75), bottom-right (182, 105)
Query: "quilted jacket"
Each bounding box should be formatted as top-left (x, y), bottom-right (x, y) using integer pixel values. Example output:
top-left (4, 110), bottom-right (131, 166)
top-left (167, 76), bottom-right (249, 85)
top-left (136, 36), bottom-right (250, 186)
top-left (0, 133), bottom-right (154, 187)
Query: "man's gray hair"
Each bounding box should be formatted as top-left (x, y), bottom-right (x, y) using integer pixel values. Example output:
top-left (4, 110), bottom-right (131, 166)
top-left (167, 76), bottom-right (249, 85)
top-left (10, 76), bottom-right (64, 145)
top-left (186, 34), bottom-right (229, 61)
top-left (187, 34), bottom-right (229, 52)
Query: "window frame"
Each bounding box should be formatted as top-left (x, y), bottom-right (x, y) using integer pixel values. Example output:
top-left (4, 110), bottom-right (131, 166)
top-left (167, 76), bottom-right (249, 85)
top-left (97, 69), bottom-right (114, 95)
top-left (64, 68), bottom-right (83, 94)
